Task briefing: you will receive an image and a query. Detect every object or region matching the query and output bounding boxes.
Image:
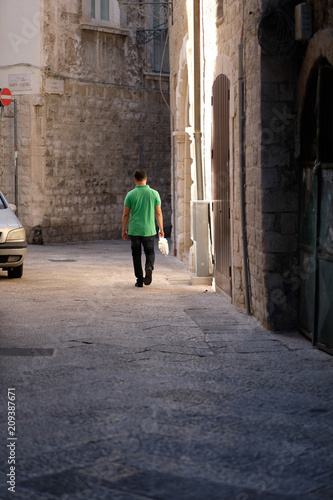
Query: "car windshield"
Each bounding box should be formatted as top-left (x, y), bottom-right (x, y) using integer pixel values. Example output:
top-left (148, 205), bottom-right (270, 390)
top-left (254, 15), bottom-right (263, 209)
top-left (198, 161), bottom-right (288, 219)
top-left (0, 195), bottom-right (5, 209)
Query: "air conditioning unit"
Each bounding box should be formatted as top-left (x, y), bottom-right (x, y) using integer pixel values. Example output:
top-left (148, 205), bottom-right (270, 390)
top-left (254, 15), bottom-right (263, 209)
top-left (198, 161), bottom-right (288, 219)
top-left (295, 3), bottom-right (312, 41)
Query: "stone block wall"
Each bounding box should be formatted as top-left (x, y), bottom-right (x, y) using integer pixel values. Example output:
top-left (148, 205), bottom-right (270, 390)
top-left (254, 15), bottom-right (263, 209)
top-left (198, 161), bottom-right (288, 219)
top-left (168, 0), bottom-right (333, 332)
top-left (211, 2), bottom-right (302, 330)
top-left (169, 0), bottom-right (299, 328)
top-left (168, 0), bottom-right (194, 260)
top-left (210, 1), bottom-right (262, 312)
top-left (38, 82), bottom-right (170, 244)
top-left (169, 0), bottom-right (263, 305)
top-left (1, 0), bottom-right (171, 244)
top-left (256, 1), bottom-right (333, 330)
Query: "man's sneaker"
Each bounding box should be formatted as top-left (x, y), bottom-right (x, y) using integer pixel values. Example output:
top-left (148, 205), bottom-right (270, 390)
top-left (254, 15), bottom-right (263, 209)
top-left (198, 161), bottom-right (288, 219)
top-left (144, 268), bottom-right (152, 286)
top-left (135, 280), bottom-right (143, 287)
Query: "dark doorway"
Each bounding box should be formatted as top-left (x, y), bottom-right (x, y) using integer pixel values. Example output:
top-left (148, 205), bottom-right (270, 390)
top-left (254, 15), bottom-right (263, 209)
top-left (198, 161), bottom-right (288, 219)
top-left (299, 61), bottom-right (333, 354)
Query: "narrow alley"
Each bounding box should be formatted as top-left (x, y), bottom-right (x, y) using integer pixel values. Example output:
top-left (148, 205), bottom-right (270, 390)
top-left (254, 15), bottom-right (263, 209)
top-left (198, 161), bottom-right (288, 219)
top-left (0, 241), bottom-right (332, 499)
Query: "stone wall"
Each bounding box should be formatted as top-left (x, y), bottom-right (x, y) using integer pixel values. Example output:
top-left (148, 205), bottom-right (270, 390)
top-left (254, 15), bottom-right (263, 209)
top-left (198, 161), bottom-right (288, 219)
top-left (1, 0), bottom-right (171, 244)
top-left (259, 57), bottom-right (298, 330)
top-left (213, 1), bottom-right (262, 311)
top-left (169, 0), bottom-right (263, 303)
top-left (169, 0), bottom-right (299, 327)
top-left (168, 0), bottom-right (193, 261)
top-left (168, 0), bottom-right (333, 331)
top-left (257, 0), bottom-right (333, 330)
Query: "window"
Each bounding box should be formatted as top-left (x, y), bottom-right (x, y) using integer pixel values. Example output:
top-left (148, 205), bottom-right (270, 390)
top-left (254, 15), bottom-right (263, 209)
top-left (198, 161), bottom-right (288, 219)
top-left (142, 0), bottom-right (169, 74)
top-left (87, 0), bottom-right (120, 27)
top-left (153, 2), bottom-right (169, 73)
top-left (101, 0), bottom-right (109, 21)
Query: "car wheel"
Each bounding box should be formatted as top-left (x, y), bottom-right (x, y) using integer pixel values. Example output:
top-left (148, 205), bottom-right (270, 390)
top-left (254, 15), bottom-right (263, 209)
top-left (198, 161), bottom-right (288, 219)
top-left (8, 264), bottom-right (23, 279)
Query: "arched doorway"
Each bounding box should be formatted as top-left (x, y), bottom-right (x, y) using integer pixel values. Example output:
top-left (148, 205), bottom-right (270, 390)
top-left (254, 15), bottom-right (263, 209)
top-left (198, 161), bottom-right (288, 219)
top-left (299, 60), bottom-right (333, 354)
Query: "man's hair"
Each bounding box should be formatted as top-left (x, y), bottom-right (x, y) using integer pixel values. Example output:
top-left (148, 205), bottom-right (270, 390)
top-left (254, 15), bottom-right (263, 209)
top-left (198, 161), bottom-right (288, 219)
top-left (134, 169), bottom-right (147, 181)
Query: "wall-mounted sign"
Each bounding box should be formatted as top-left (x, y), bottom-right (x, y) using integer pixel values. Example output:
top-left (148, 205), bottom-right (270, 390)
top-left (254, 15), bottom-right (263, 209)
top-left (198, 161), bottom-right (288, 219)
top-left (0, 88), bottom-right (12, 106)
top-left (8, 73), bottom-right (32, 91)
top-left (45, 78), bottom-right (64, 95)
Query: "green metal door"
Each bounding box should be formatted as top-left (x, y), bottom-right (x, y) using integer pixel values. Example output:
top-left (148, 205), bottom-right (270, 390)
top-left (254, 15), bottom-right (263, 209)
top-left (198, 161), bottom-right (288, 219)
top-left (298, 164), bottom-right (318, 338)
top-left (299, 63), bottom-right (333, 354)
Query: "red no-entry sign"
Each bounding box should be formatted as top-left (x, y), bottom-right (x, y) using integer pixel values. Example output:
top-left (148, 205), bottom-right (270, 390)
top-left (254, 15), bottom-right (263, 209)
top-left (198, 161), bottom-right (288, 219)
top-left (0, 88), bottom-right (12, 106)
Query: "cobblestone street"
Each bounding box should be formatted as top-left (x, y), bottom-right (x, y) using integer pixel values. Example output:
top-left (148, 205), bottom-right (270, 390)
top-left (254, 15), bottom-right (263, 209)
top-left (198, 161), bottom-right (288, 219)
top-left (1, 241), bottom-right (333, 499)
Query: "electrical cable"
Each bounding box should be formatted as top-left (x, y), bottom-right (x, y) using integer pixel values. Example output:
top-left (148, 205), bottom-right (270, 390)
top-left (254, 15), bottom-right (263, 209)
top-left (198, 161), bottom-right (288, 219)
top-left (0, 62), bottom-right (170, 94)
top-left (158, 31), bottom-right (172, 113)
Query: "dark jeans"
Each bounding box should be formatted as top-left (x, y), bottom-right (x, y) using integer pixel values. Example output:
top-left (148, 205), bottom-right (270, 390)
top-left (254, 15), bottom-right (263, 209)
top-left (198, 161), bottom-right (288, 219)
top-left (130, 236), bottom-right (155, 282)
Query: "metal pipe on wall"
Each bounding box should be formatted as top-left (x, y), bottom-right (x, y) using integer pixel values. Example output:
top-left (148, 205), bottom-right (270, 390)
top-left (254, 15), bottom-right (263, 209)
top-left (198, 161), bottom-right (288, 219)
top-left (172, 116), bottom-right (177, 256)
top-left (238, 43), bottom-right (251, 315)
top-left (190, 0), bottom-right (212, 285)
top-left (193, 0), bottom-right (203, 201)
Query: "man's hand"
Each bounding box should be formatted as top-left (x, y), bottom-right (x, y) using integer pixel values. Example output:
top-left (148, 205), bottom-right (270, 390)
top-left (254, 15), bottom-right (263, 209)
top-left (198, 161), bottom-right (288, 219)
top-left (122, 230), bottom-right (128, 241)
top-left (155, 205), bottom-right (164, 239)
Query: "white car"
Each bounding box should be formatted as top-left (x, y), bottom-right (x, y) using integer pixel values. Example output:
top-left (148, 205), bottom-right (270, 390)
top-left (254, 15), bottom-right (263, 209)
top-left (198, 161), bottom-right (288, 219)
top-left (0, 190), bottom-right (27, 278)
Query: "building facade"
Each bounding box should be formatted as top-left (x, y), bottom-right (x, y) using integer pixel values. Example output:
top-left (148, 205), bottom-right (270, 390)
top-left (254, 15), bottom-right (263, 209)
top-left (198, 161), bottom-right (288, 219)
top-left (0, 0), bottom-right (171, 243)
top-left (169, 0), bottom-right (333, 353)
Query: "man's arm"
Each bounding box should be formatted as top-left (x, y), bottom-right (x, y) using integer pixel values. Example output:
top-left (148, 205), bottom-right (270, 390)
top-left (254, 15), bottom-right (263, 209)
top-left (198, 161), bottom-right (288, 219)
top-left (122, 206), bottom-right (130, 240)
top-left (155, 205), bottom-right (164, 238)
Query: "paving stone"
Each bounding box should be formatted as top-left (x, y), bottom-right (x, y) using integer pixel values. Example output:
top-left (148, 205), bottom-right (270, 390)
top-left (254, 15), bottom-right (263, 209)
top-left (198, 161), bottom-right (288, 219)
top-left (0, 241), bottom-right (332, 499)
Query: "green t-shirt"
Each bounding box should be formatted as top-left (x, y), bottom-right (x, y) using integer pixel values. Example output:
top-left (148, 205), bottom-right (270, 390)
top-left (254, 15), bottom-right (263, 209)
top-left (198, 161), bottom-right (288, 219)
top-left (124, 185), bottom-right (161, 236)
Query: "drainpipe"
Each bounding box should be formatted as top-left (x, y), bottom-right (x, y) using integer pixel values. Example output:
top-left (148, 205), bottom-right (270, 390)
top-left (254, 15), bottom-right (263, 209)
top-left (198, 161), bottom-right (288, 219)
top-left (172, 116), bottom-right (177, 256)
top-left (190, 0), bottom-right (211, 284)
top-left (193, 0), bottom-right (203, 201)
top-left (238, 42), bottom-right (251, 315)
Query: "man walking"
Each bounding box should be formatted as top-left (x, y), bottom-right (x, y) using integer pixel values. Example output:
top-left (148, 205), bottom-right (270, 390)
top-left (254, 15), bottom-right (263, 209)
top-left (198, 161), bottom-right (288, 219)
top-left (122, 169), bottom-right (164, 287)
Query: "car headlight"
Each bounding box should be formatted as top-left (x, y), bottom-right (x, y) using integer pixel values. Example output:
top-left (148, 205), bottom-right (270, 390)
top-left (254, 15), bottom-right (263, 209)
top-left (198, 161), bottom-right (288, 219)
top-left (6, 228), bottom-right (26, 241)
